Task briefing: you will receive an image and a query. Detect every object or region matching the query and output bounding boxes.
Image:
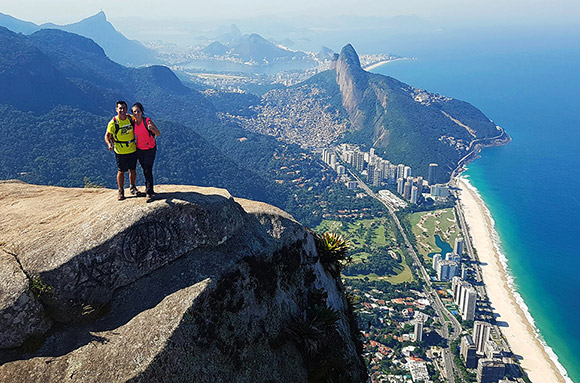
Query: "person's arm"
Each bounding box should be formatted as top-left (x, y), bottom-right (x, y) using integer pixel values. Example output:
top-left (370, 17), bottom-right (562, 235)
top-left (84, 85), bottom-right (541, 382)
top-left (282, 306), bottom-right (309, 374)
top-left (147, 119), bottom-right (161, 136)
top-left (105, 132), bottom-right (115, 151)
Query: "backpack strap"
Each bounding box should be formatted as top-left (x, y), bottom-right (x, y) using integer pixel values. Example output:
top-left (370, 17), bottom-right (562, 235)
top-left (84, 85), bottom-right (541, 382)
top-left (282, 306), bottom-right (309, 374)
top-left (143, 117), bottom-right (155, 138)
top-left (112, 116), bottom-right (136, 147)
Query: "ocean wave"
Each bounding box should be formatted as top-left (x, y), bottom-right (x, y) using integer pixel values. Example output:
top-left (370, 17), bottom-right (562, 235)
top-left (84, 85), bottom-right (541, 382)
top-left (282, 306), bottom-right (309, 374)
top-left (458, 175), bottom-right (573, 383)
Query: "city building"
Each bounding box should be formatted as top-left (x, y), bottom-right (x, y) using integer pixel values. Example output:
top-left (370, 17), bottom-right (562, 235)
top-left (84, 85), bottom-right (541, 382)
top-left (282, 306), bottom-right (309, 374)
top-left (484, 340), bottom-right (502, 359)
top-left (477, 358), bottom-right (506, 383)
top-left (410, 185), bottom-right (419, 204)
top-left (403, 180), bottom-right (412, 199)
top-left (473, 321), bottom-right (492, 354)
top-left (460, 335), bottom-right (478, 368)
top-left (451, 276), bottom-right (462, 299)
top-left (397, 177), bottom-right (405, 195)
top-left (336, 165), bottom-right (345, 175)
top-left (430, 184), bottom-right (450, 197)
top-left (454, 237), bottom-right (464, 255)
top-left (461, 263), bottom-right (467, 280)
top-left (407, 359), bottom-right (431, 382)
top-left (445, 252), bottom-right (461, 262)
top-left (345, 181), bottom-right (358, 190)
top-left (404, 165), bottom-right (412, 179)
top-left (437, 260), bottom-right (459, 281)
top-left (413, 317), bottom-right (424, 342)
top-left (432, 254), bottom-right (442, 272)
top-left (397, 164), bottom-right (405, 180)
top-left (428, 163), bottom-right (438, 185)
top-left (367, 164), bottom-right (375, 183)
top-left (415, 176), bottom-right (424, 195)
top-left (461, 287), bottom-right (477, 321)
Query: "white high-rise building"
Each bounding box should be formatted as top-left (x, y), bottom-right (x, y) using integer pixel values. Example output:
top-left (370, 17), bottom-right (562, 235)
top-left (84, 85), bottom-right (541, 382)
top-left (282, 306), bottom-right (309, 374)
top-left (397, 164), bottom-right (405, 180)
top-left (336, 165), bottom-right (345, 175)
top-left (473, 321), bottom-right (492, 354)
top-left (414, 318), bottom-right (424, 342)
top-left (410, 185), bottom-right (419, 204)
top-left (432, 254), bottom-right (442, 272)
top-left (461, 287), bottom-right (477, 321)
top-left (404, 165), bottom-right (412, 179)
top-left (397, 177), bottom-right (405, 195)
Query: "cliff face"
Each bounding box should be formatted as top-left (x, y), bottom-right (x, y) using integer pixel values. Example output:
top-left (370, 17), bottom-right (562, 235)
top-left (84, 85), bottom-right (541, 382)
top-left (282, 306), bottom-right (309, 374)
top-left (335, 44), bottom-right (369, 131)
top-left (0, 181), bottom-right (366, 382)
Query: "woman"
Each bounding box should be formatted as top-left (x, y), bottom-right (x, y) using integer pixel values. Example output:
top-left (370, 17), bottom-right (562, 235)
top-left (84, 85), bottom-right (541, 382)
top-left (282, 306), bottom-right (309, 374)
top-left (132, 102), bottom-right (161, 202)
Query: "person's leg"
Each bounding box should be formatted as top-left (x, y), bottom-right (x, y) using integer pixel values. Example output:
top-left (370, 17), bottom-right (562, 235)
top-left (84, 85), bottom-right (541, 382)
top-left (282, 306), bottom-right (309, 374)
top-left (129, 169), bottom-right (137, 187)
top-left (140, 148), bottom-right (156, 196)
top-left (117, 171), bottom-right (125, 189)
top-left (128, 152), bottom-right (143, 196)
top-left (115, 153), bottom-right (128, 200)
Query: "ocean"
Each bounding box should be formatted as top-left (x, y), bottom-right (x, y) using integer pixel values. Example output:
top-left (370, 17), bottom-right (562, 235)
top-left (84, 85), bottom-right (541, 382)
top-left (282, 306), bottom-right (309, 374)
top-left (370, 27), bottom-right (580, 382)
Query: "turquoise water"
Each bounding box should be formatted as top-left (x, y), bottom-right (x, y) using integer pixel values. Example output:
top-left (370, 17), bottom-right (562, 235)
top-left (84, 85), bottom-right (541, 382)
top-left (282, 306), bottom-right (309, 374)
top-left (371, 29), bottom-right (580, 382)
top-left (427, 234), bottom-right (453, 259)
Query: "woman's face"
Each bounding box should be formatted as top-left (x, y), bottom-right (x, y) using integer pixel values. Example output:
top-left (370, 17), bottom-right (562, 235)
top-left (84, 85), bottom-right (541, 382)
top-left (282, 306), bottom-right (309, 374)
top-left (132, 107), bottom-right (142, 118)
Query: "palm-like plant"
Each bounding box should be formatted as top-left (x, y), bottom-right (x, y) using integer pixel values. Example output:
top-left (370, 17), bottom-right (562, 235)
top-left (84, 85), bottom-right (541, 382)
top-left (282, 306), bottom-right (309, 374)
top-left (314, 232), bottom-right (351, 277)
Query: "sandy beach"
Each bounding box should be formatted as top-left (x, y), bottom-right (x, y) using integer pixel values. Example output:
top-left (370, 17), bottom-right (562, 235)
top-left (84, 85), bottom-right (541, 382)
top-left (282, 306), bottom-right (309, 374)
top-left (456, 177), bottom-right (568, 383)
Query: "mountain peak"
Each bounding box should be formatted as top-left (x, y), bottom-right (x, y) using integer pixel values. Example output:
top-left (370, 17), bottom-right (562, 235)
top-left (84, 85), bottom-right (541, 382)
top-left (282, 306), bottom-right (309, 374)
top-left (86, 10), bottom-right (107, 21)
top-left (338, 43), bottom-right (362, 70)
top-left (335, 44), bottom-right (368, 129)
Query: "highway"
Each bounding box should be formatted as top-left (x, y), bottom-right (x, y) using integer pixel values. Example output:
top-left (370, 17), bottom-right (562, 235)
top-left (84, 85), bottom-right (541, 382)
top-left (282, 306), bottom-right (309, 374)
top-left (347, 168), bottom-right (462, 383)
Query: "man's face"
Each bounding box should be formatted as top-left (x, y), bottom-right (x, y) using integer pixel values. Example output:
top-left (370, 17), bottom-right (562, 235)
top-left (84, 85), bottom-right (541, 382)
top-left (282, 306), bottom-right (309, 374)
top-left (116, 103), bottom-right (128, 117)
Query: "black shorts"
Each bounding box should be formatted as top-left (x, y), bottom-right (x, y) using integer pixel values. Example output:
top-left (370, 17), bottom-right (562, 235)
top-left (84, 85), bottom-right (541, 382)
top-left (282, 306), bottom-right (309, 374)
top-left (115, 152), bottom-right (138, 172)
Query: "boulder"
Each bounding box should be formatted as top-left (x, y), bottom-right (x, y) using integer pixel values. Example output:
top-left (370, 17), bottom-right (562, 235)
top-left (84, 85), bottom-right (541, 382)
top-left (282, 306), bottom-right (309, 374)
top-left (0, 181), bottom-right (367, 382)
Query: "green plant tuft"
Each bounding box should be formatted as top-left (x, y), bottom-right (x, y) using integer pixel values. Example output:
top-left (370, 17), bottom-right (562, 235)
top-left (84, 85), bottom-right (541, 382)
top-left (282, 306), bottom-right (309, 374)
top-left (29, 276), bottom-right (52, 299)
top-left (286, 304), bottom-right (340, 356)
top-left (314, 232), bottom-right (351, 277)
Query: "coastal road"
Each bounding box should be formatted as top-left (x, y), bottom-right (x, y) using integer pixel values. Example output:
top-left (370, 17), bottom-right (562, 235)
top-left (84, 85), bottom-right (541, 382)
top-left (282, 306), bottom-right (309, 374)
top-left (346, 167), bottom-right (462, 382)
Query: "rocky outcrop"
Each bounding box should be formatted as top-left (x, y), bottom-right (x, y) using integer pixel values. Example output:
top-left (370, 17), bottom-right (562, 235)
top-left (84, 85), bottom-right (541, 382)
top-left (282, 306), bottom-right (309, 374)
top-left (335, 44), bottom-right (369, 131)
top-left (0, 181), bottom-right (367, 382)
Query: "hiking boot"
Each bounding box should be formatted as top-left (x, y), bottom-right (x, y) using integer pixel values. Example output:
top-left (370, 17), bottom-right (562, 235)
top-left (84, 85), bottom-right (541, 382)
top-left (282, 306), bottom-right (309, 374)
top-left (118, 188), bottom-right (125, 201)
top-left (129, 185), bottom-right (144, 197)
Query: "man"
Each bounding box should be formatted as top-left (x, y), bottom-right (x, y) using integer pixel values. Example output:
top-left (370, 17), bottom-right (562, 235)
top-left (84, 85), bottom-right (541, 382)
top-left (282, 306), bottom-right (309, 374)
top-left (104, 100), bottom-right (144, 200)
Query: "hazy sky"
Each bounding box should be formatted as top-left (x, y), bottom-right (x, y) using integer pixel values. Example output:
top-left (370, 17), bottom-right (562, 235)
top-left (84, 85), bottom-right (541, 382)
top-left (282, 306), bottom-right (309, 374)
top-left (3, 0), bottom-right (580, 30)
top-left (2, 0), bottom-right (579, 53)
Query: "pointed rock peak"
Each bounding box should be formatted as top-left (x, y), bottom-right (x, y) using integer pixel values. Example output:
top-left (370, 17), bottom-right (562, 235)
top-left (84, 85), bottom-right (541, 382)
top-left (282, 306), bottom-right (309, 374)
top-left (87, 11), bottom-right (107, 21)
top-left (230, 24), bottom-right (242, 36)
top-left (338, 44), bottom-right (362, 70)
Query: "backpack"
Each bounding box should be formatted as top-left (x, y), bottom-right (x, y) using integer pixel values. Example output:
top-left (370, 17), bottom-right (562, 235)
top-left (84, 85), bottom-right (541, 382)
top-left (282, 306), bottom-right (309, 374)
top-left (113, 115), bottom-right (136, 147)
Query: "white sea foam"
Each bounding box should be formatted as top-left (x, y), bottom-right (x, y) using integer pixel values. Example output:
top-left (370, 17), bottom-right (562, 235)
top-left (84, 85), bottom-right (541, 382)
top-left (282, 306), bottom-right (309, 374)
top-left (459, 174), bottom-right (573, 383)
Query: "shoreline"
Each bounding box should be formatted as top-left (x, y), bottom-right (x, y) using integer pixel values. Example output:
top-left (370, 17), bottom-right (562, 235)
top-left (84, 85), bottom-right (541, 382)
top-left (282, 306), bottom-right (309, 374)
top-left (456, 176), bottom-right (570, 383)
top-left (363, 57), bottom-right (411, 71)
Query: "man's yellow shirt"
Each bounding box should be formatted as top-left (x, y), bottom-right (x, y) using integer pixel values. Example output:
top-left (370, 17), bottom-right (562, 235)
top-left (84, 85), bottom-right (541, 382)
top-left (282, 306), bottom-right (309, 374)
top-left (107, 117), bottom-right (136, 154)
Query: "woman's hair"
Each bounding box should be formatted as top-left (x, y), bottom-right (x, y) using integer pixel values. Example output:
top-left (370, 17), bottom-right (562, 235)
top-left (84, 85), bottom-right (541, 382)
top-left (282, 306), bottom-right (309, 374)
top-left (132, 102), bottom-right (144, 113)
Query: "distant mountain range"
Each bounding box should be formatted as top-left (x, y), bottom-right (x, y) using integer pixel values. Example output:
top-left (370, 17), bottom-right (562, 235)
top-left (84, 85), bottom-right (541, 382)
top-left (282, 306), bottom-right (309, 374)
top-left (0, 16), bottom-right (504, 219)
top-left (202, 32), bottom-right (310, 65)
top-left (0, 11), bottom-right (157, 66)
top-left (0, 26), bottom-right (288, 207)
